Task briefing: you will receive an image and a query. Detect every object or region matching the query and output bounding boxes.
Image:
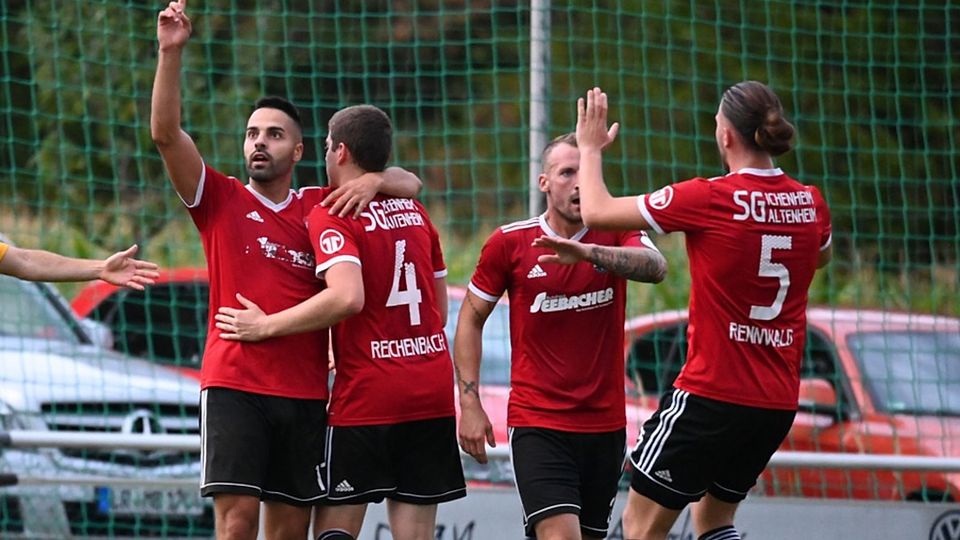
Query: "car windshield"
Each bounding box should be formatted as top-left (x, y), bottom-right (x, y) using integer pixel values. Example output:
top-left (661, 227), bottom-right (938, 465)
top-left (849, 330), bottom-right (960, 416)
top-left (0, 274), bottom-right (83, 343)
top-left (445, 295), bottom-right (511, 386)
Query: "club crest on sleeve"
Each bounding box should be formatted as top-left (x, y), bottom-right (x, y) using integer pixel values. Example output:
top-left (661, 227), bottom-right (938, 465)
top-left (648, 186), bottom-right (674, 210)
top-left (318, 229), bottom-right (345, 255)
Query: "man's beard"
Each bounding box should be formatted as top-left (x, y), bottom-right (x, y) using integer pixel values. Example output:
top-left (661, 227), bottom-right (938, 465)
top-left (246, 160), bottom-right (291, 183)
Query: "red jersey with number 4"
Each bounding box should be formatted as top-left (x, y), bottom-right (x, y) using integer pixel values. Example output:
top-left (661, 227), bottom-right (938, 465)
top-left (469, 215), bottom-right (657, 432)
top-left (637, 168), bottom-right (832, 410)
top-left (306, 195), bottom-right (453, 426)
top-left (186, 163), bottom-right (330, 399)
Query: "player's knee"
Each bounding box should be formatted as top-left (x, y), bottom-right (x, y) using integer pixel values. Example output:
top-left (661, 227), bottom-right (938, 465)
top-left (698, 525), bottom-right (740, 540)
top-left (317, 529), bottom-right (356, 540)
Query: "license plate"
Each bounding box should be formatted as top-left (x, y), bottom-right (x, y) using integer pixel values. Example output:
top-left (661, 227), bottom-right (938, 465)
top-left (96, 486), bottom-right (204, 516)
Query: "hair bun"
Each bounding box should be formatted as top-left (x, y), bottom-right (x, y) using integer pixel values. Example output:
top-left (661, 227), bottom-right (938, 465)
top-left (754, 109), bottom-right (795, 157)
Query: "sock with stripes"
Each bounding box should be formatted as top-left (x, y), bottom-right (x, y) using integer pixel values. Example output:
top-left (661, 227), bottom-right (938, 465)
top-left (698, 525), bottom-right (741, 540)
top-left (317, 529), bottom-right (356, 540)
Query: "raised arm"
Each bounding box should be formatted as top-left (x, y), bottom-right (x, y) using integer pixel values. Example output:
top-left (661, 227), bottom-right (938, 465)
top-left (453, 290), bottom-right (498, 464)
top-left (151, 0), bottom-right (204, 204)
top-left (576, 87), bottom-right (653, 230)
top-left (0, 244), bottom-right (159, 290)
top-left (321, 166), bottom-right (424, 218)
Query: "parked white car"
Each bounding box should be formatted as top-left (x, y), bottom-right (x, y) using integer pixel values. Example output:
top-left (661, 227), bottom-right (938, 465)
top-left (0, 272), bottom-right (211, 538)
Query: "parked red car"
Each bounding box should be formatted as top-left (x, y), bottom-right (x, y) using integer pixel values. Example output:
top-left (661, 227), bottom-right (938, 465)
top-left (73, 271), bottom-right (960, 501)
top-left (72, 267), bottom-right (208, 380)
top-left (624, 308), bottom-right (960, 502)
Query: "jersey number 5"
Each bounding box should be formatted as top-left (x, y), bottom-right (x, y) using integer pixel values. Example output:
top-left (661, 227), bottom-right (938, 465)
top-left (749, 234), bottom-right (792, 321)
top-left (386, 240), bottom-right (423, 326)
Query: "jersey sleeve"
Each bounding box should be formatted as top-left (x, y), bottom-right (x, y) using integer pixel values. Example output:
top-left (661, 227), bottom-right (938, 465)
top-left (306, 206), bottom-right (361, 279)
top-left (618, 229), bottom-right (660, 252)
top-left (467, 230), bottom-right (510, 303)
top-left (426, 210), bottom-right (448, 279)
top-left (0, 242), bottom-right (7, 263)
top-left (636, 177), bottom-right (713, 234)
top-left (184, 163), bottom-right (237, 231)
top-left (810, 185), bottom-right (833, 251)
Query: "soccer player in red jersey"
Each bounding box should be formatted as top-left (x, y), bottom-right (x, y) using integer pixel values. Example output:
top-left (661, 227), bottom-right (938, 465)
top-left (152, 3), bottom-right (421, 539)
top-left (0, 241), bottom-right (158, 288)
top-left (212, 105), bottom-right (463, 540)
top-left (454, 132), bottom-right (666, 540)
top-left (574, 84), bottom-right (832, 540)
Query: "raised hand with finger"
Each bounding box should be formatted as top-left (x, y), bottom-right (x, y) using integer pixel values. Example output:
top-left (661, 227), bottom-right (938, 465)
top-left (157, 0), bottom-right (192, 51)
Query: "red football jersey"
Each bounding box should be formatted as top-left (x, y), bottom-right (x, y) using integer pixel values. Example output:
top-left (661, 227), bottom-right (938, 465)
top-left (637, 167), bottom-right (832, 410)
top-left (186, 163), bottom-right (330, 399)
top-left (306, 194), bottom-right (453, 426)
top-left (469, 215), bottom-right (656, 432)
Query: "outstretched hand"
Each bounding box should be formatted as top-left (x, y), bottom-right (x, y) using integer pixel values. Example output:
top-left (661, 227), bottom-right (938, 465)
top-left (100, 245), bottom-right (160, 291)
top-left (215, 293), bottom-right (271, 342)
top-left (320, 172), bottom-right (385, 218)
top-left (532, 235), bottom-right (592, 265)
top-left (576, 87), bottom-right (619, 152)
top-left (157, 0), bottom-right (192, 51)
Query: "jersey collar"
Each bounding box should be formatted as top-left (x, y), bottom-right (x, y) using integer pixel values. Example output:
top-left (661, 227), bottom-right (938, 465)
top-left (538, 213), bottom-right (589, 242)
top-left (245, 184), bottom-right (295, 212)
top-left (731, 167), bottom-right (784, 177)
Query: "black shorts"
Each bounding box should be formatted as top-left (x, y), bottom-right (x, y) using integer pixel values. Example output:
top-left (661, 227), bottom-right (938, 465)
top-left (629, 388), bottom-right (795, 510)
top-left (199, 387), bottom-right (327, 505)
top-left (510, 427), bottom-right (626, 538)
top-left (319, 416), bottom-right (466, 505)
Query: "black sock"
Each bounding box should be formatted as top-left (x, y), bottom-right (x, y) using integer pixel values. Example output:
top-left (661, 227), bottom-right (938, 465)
top-left (698, 525), bottom-right (740, 540)
top-left (317, 529), bottom-right (356, 540)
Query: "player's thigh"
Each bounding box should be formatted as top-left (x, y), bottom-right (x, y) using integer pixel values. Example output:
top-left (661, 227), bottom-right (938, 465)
top-left (392, 416), bottom-right (466, 505)
top-left (510, 427), bottom-right (582, 535)
top-left (708, 405), bottom-right (795, 504)
top-left (314, 502), bottom-right (368, 538)
top-left (386, 499), bottom-right (438, 540)
top-left (200, 387), bottom-right (272, 498)
top-left (575, 429), bottom-right (627, 538)
top-left (321, 424), bottom-right (395, 505)
top-left (628, 388), bottom-right (729, 510)
top-left (260, 393), bottom-right (328, 505)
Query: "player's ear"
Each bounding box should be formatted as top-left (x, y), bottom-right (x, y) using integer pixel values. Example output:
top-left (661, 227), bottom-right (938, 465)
top-left (336, 142), bottom-right (351, 166)
top-left (720, 126), bottom-right (733, 150)
top-left (292, 141), bottom-right (304, 163)
top-left (538, 173), bottom-right (549, 194)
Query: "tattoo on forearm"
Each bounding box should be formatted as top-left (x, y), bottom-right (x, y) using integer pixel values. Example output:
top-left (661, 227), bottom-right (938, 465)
top-left (454, 364), bottom-right (479, 397)
top-left (590, 246), bottom-right (667, 283)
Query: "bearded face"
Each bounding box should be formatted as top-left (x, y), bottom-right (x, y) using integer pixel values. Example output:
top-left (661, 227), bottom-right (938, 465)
top-left (243, 107), bottom-right (302, 184)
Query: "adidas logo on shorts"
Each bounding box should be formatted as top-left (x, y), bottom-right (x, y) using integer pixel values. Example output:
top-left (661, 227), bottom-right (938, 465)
top-left (526, 264), bottom-right (547, 279)
top-left (335, 480), bottom-right (354, 493)
top-left (654, 469), bottom-right (673, 483)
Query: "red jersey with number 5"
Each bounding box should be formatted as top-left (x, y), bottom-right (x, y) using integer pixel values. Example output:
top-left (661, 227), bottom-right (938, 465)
top-left (306, 195), bottom-right (453, 426)
top-left (637, 168), bottom-right (832, 410)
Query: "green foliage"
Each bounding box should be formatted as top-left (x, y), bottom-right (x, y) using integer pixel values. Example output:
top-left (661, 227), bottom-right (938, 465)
top-left (0, 0), bottom-right (956, 315)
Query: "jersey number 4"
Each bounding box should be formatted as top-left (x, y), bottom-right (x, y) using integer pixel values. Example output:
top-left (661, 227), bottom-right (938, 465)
top-left (749, 234), bottom-right (792, 321)
top-left (386, 240), bottom-right (423, 326)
